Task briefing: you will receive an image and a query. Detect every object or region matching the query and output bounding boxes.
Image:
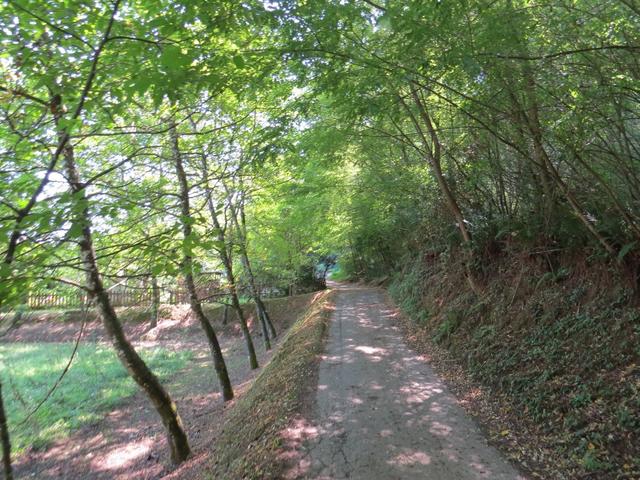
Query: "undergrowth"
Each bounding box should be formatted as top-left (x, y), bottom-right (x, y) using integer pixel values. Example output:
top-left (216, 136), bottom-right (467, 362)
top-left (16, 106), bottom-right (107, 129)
top-left (389, 252), bottom-right (640, 479)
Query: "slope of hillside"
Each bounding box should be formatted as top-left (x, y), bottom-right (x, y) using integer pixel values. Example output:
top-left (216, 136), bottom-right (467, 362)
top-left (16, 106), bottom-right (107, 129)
top-left (388, 253), bottom-right (640, 479)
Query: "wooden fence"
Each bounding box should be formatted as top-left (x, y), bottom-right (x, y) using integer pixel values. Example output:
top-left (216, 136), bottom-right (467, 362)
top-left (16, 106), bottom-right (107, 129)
top-left (26, 282), bottom-right (286, 310)
top-left (27, 292), bottom-right (89, 310)
top-left (26, 289), bottom-right (154, 310)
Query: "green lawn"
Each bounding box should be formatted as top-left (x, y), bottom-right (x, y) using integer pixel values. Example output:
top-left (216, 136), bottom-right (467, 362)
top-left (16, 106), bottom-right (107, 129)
top-left (0, 342), bottom-right (192, 454)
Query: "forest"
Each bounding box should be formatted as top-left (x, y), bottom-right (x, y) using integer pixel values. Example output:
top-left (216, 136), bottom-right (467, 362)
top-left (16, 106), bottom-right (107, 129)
top-left (0, 1), bottom-right (639, 479)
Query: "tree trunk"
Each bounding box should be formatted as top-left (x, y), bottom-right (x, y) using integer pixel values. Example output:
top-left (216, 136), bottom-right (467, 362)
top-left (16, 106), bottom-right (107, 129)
top-left (0, 382), bottom-right (13, 480)
top-left (228, 287), bottom-right (261, 364)
top-left (193, 134), bottom-right (260, 367)
top-left (570, 149), bottom-right (640, 241)
top-left (504, 68), bottom-right (557, 227)
top-left (521, 80), bottom-right (617, 255)
top-left (408, 83), bottom-right (472, 245)
top-left (523, 73), bottom-right (556, 226)
top-left (204, 191), bottom-right (261, 364)
top-left (502, 3), bottom-right (615, 255)
top-left (60, 116), bottom-right (190, 463)
top-left (184, 271), bottom-right (240, 394)
top-left (240, 252), bottom-right (277, 340)
top-left (221, 302), bottom-right (230, 325)
top-left (258, 298), bottom-right (276, 340)
top-left (226, 190), bottom-right (277, 339)
top-left (0, 10), bottom-right (120, 470)
top-left (0, 284), bottom-right (14, 480)
top-left (255, 303), bottom-right (272, 350)
top-left (405, 83), bottom-right (481, 294)
top-left (169, 121), bottom-right (248, 388)
top-left (151, 276), bottom-right (160, 329)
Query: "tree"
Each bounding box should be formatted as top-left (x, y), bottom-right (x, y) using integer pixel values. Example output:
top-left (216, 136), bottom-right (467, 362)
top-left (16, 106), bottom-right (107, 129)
top-left (170, 116), bottom-right (244, 393)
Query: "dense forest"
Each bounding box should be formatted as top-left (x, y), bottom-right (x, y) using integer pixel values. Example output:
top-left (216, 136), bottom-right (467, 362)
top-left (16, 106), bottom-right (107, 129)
top-left (1, 1), bottom-right (639, 479)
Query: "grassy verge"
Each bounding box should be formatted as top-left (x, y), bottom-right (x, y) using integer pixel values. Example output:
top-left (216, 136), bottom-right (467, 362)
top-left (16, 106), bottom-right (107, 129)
top-left (388, 254), bottom-right (640, 479)
top-left (208, 290), bottom-right (334, 480)
top-left (0, 343), bottom-right (192, 454)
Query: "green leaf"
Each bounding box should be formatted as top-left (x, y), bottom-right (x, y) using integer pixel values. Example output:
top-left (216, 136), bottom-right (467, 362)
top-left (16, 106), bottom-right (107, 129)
top-left (133, 75), bottom-right (153, 97)
top-left (57, 117), bottom-right (80, 133)
top-left (160, 46), bottom-right (190, 70)
top-left (617, 242), bottom-right (637, 263)
top-left (151, 263), bottom-right (165, 276)
top-left (233, 55), bottom-right (245, 69)
top-left (68, 222), bottom-right (84, 239)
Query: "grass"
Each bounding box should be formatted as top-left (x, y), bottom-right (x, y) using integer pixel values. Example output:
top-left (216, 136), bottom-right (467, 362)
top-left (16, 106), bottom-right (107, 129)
top-left (209, 290), bottom-right (333, 480)
top-left (0, 342), bottom-right (192, 454)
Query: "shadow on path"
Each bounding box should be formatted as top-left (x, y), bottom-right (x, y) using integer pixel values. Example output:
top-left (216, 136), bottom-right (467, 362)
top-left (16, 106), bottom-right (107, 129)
top-left (284, 284), bottom-right (526, 480)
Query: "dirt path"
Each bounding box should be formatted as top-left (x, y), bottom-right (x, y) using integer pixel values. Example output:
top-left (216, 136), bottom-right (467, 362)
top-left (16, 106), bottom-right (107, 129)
top-left (291, 285), bottom-right (526, 480)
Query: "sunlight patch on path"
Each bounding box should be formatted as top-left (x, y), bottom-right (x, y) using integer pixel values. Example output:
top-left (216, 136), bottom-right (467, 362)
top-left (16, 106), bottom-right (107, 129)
top-left (285, 285), bottom-right (527, 480)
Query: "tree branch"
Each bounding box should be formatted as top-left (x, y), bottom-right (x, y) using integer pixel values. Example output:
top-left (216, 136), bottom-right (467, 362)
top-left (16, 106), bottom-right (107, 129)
top-left (481, 45), bottom-right (640, 61)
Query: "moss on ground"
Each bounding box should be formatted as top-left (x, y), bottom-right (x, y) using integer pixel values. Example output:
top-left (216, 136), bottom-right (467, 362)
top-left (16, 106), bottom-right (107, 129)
top-left (207, 290), bottom-right (334, 480)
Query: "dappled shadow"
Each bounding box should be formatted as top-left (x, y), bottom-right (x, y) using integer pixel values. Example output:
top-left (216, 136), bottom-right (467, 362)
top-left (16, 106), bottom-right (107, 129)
top-left (8, 293), bottom-right (321, 479)
top-left (12, 331), bottom-right (272, 480)
top-left (282, 286), bottom-right (526, 480)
